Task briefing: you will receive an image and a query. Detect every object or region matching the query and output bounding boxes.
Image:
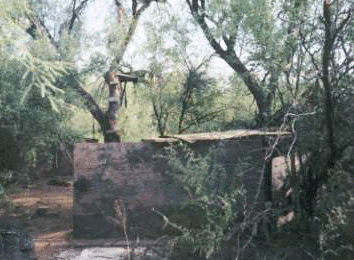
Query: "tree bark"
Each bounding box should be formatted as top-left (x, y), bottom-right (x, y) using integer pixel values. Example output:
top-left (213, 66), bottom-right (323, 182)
top-left (103, 72), bottom-right (123, 142)
top-left (322, 0), bottom-right (336, 169)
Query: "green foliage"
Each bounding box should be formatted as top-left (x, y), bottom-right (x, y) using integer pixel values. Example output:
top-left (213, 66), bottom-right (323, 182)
top-left (158, 144), bottom-right (245, 258)
top-left (0, 49), bottom-right (81, 173)
top-left (146, 62), bottom-right (230, 135)
top-left (0, 1), bottom-right (83, 192)
top-left (0, 0), bottom-right (73, 108)
top-left (118, 84), bottom-right (157, 141)
top-left (20, 53), bottom-right (71, 109)
top-left (315, 167), bottom-right (352, 258)
top-left (68, 106), bottom-right (101, 140)
top-left (140, 4), bottom-right (258, 135)
top-left (0, 0), bottom-right (28, 39)
top-left (0, 91), bottom-right (81, 170)
top-left (227, 74), bottom-right (258, 124)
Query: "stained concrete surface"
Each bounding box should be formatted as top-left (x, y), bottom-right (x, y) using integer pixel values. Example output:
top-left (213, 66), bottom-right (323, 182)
top-left (55, 247), bottom-right (154, 260)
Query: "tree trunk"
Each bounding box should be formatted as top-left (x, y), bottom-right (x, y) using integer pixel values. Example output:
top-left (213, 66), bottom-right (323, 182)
top-left (103, 71), bottom-right (123, 142)
top-left (26, 0), bottom-right (154, 143)
top-left (322, 0), bottom-right (336, 169)
top-left (222, 51), bottom-right (271, 126)
top-left (186, 2), bottom-right (272, 127)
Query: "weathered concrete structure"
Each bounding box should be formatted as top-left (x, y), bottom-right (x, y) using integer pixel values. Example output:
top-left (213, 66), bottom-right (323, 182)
top-left (73, 130), bottom-right (290, 239)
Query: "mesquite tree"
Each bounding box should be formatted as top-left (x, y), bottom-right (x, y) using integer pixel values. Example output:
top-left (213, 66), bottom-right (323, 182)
top-left (185, 0), bottom-right (278, 126)
top-left (25, 0), bottom-right (165, 142)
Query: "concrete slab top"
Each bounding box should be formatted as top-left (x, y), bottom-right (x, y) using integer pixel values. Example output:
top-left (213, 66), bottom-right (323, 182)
top-left (56, 247), bottom-right (151, 260)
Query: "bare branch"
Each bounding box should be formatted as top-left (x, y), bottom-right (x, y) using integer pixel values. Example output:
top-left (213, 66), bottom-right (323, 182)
top-left (114, 0), bottom-right (122, 8)
top-left (132, 0), bottom-right (138, 16)
top-left (70, 79), bottom-right (105, 127)
top-left (26, 14), bottom-right (58, 49)
top-left (113, 0), bottom-right (161, 65)
top-left (68, 0), bottom-right (91, 32)
top-left (334, 5), bottom-right (354, 38)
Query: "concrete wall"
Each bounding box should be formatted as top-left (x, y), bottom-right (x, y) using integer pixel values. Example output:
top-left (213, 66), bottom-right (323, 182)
top-left (73, 137), bottom-right (266, 239)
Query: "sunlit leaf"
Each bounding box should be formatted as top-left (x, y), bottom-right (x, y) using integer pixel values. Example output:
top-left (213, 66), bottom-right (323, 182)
top-left (48, 96), bottom-right (59, 112)
top-left (20, 83), bottom-right (34, 105)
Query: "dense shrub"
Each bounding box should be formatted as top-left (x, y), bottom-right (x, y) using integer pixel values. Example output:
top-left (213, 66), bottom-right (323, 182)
top-left (157, 143), bottom-right (246, 259)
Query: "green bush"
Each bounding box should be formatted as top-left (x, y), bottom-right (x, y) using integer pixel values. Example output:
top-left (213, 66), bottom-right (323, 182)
top-left (157, 143), bottom-right (246, 259)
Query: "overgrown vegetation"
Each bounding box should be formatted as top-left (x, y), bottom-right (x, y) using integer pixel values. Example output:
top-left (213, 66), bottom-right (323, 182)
top-left (155, 144), bottom-right (246, 259)
top-left (0, 1), bottom-right (82, 195)
top-left (1, 0), bottom-right (354, 259)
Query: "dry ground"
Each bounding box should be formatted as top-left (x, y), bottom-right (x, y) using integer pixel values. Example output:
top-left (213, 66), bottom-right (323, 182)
top-left (3, 182), bottom-right (74, 259)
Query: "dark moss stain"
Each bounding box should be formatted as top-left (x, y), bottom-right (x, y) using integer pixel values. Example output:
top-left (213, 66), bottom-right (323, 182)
top-left (125, 143), bottom-right (159, 168)
top-left (91, 173), bottom-right (115, 194)
top-left (74, 176), bottom-right (92, 193)
top-left (121, 186), bottom-right (138, 196)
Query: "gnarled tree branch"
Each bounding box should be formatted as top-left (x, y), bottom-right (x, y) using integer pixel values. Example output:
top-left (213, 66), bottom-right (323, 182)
top-left (185, 0), bottom-right (271, 126)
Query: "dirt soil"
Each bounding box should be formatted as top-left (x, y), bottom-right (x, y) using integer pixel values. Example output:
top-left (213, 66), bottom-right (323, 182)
top-left (3, 182), bottom-right (74, 260)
